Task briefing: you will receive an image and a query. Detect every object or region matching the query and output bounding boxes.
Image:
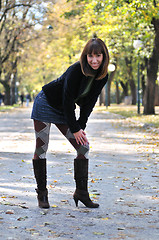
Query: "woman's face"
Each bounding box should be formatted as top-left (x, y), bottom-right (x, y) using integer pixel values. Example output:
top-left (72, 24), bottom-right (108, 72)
top-left (87, 52), bottom-right (103, 70)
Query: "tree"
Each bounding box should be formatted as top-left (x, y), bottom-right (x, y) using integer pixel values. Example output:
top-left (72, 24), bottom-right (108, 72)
top-left (62, 0), bottom-right (159, 113)
top-left (143, 18), bottom-right (159, 114)
top-left (125, 56), bottom-right (136, 105)
top-left (0, 0), bottom-right (49, 104)
top-left (111, 0), bottom-right (159, 114)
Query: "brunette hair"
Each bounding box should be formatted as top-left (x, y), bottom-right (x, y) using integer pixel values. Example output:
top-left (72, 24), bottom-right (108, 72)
top-left (80, 38), bottom-right (109, 80)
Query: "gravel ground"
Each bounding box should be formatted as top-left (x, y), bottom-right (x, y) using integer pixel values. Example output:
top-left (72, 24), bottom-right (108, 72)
top-left (0, 106), bottom-right (159, 240)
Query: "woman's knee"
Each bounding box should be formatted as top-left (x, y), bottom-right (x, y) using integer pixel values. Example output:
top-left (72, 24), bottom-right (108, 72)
top-left (77, 142), bottom-right (90, 158)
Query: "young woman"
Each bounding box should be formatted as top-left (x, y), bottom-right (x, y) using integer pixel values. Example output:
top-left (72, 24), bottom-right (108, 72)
top-left (31, 38), bottom-right (109, 209)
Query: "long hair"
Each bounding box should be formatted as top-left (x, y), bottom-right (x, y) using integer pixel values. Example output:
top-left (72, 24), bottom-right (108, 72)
top-left (80, 38), bottom-right (109, 80)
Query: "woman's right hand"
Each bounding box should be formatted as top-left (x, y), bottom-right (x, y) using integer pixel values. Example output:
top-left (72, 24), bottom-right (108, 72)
top-left (73, 129), bottom-right (89, 145)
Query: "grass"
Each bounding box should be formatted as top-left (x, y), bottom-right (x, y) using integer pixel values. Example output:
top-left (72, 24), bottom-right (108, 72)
top-left (0, 105), bottom-right (15, 111)
top-left (95, 104), bottom-right (159, 128)
top-left (0, 104), bottom-right (20, 112)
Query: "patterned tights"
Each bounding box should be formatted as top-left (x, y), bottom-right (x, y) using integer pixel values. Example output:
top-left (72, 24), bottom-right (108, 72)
top-left (33, 120), bottom-right (89, 160)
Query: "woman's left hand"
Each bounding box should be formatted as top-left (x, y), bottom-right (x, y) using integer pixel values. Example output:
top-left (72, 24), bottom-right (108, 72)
top-left (73, 129), bottom-right (89, 145)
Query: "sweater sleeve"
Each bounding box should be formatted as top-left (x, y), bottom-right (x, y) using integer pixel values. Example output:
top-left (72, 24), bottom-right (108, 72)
top-left (63, 63), bottom-right (83, 133)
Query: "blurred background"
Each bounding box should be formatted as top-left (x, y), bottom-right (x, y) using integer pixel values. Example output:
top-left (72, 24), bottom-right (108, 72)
top-left (0, 0), bottom-right (159, 115)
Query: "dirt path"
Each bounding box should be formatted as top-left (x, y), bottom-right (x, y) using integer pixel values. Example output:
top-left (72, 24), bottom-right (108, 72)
top-left (0, 106), bottom-right (159, 240)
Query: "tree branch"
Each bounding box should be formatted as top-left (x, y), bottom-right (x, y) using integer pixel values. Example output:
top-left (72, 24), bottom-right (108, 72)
top-left (153, 0), bottom-right (157, 7)
top-left (0, 3), bottom-right (32, 22)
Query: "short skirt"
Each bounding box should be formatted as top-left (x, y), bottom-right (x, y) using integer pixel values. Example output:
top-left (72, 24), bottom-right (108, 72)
top-left (31, 90), bottom-right (67, 124)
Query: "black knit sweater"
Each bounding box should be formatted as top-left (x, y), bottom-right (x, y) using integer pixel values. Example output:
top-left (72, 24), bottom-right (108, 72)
top-left (42, 61), bottom-right (108, 133)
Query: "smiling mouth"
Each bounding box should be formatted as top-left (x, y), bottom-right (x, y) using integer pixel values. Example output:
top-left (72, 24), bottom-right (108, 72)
top-left (92, 64), bottom-right (99, 68)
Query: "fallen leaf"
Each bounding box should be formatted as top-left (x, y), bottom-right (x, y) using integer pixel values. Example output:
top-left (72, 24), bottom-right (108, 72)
top-left (48, 230), bottom-right (56, 233)
top-left (102, 217), bottom-right (109, 220)
top-left (8, 226), bottom-right (18, 229)
top-left (79, 209), bottom-right (90, 213)
top-left (93, 232), bottom-right (105, 235)
top-left (25, 228), bottom-right (36, 232)
top-left (61, 200), bottom-right (68, 203)
top-left (40, 210), bottom-right (49, 215)
top-left (44, 222), bottom-right (50, 226)
top-left (52, 205), bottom-right (58, 208)
top-left (6, 210), bottom-right (14, 214)
top-left (17, 216), bottom-right (28, 221)
top-left (117, 228), bottom-right (125, 230)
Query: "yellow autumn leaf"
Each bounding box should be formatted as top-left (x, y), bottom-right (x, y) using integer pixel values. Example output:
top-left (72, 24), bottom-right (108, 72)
top-left (93, 232), bottom-right (105, 235)
top-left (102, 217), bottom-right (109, 220)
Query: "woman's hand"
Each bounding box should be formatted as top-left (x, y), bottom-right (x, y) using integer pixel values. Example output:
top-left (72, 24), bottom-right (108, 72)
top-left (73, 129), bottom-right (89, 145)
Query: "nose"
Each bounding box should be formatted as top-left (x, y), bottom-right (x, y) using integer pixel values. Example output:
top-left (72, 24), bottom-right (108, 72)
top-left (92, 57), bottom-right (97, 63)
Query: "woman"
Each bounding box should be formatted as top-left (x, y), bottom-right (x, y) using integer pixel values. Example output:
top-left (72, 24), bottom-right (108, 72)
top-left (31, 38), bottom-right (109, 209)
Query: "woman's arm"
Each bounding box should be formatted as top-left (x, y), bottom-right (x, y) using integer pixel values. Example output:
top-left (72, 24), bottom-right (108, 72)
top-left (63, 62), bottom-right (84, 133)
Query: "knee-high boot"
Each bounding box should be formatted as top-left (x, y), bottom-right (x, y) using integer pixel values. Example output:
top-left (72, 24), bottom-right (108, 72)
top-left (73, 158), bottom-right (99, 208)
top-left (32, 159), bottom-right (50, 208)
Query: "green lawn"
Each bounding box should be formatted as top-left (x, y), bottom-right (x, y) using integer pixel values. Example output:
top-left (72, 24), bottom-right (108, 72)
top-left (0, 105), bottom-right (15, 112)
top-left (0, 104), bottom-right (21, 112)
top-left (95, 104), bottom-right (159, 128)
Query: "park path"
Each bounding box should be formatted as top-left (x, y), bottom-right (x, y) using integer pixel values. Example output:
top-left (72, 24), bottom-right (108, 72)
top-left (0, 106), bottom-right (159, 240)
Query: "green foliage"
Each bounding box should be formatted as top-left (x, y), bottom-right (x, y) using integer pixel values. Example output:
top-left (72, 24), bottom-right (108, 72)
top-left (64, 9), bottom-right (81, 18)
top-left (1, 0), bottom-right (159, 106)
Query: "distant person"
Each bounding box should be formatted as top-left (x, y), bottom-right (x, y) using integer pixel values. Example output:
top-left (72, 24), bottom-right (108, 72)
top-left (31, 38), bottom-right (109, 209)
top-left (0, 92), bottom-right (3, 106)
top-left (26, 93), bottom-right (31, 107)
top-left (20, 93), bottom-right (24, 106)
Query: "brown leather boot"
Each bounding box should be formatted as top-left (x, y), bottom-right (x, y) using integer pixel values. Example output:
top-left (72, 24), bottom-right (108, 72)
top-left (73, 158), bottom-right (99, 208)
top-left (32, 159), bottom-right (50, 209)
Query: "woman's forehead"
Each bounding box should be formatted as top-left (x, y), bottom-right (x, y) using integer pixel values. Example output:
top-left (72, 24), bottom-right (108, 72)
top-left (87, 43), bottom-right (103, 54)
top-left (87, 49), bottom-right (102, 54)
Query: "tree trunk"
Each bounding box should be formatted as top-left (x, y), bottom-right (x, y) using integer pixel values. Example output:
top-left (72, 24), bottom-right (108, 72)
top-left (0, 72), bottom-right (13, 105)
top-left (108, 67), bottom-right (116, 106)
top-left (99, 87), bottom-right (105, 106)
top-left (140, 58), bottom-right (147, 106)
top-left (125, 56), bottom-right (136, 105)
top-left (155, 84), bottom-right (159, 106)
top-left (116, 81), bottom-right (120, 104)
top-left (143, 18), bottom-right (159, 114)
top-left (120, 81), bottom-right (128, 99)
top-left (3, 82), bottom-right (11, 105)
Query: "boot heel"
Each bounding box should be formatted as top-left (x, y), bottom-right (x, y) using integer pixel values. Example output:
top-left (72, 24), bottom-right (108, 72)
top-left (73, 196), bottom-right (78, 207)
top-left (74, 189), bottom-right (99, 208)
top-left (36, 189), bottom-right (50, 209)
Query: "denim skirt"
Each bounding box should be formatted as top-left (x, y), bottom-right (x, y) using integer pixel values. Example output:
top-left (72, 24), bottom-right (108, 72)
top-left (31, 90), bottom-right (67, 124)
